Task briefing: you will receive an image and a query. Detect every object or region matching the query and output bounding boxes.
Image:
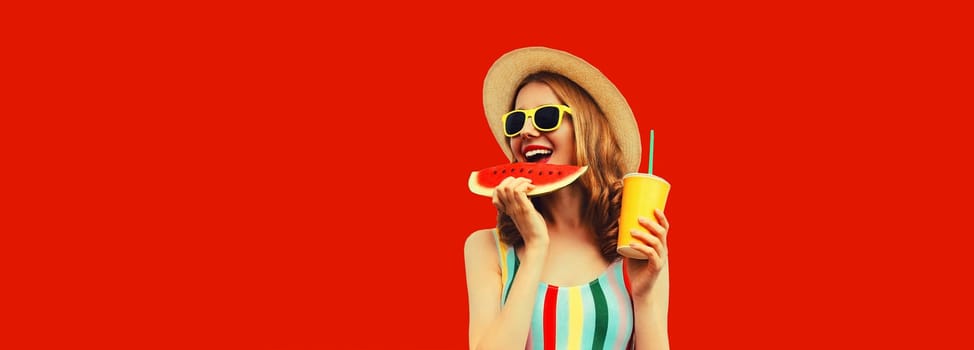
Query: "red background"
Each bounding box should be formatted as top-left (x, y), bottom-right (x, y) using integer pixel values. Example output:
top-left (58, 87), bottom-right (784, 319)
top-left (4, 1), bottom-right (972, 348)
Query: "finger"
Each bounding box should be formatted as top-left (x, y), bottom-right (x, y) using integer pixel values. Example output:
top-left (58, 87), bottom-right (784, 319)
top-left (631, 226), bottom-right (667, 261)
top-left (508, 176), bottom-right (530, 189)
top-left (492, 195), bottom-right (505, 212)
top-left (495, 176), bottom-right (516, 194)
top-left (630, 229), bottom-right (663, 254)
top-left (507, 180), bottom-right (535, 214)
top-left (638, 216), bottom-right (667, 240)
top-left (629, 242), bottom-right (663, 269)
top-left (654, 209), bottom-right (670, 231)
top-left (502, 177), bottom-right (530, 199)
top-left (491, 178), bottom-right (507, 211)
top-left (638, 216), bottom-right (667, 246)
top-left (494, 177), bottom-right (517, 210)
top-left (497, 177), bottom-right (528, 213)
top-left (513, 178), bottom-right (535, 194)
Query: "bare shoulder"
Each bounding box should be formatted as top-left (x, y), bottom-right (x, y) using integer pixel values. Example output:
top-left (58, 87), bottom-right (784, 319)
top-left (464, 228), bottom-right (498, 265)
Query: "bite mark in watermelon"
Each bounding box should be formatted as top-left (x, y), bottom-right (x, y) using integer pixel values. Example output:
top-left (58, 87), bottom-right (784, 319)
top-left (468, 163), bottom-right (589, 197)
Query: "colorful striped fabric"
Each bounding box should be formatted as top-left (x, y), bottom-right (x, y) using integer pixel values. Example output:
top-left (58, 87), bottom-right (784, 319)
top-left (493, 230), bottom-right (635, 350)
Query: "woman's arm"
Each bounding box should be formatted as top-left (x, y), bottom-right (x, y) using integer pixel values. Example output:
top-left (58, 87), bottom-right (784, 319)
top-left (465, 229), bottom-right (548, 350)
top-left (627, 209), bottom-right (671, 350)
top-left (632, 262), bottom-right (669, 349)
top-left (466, 177), bottom-right (550, 350)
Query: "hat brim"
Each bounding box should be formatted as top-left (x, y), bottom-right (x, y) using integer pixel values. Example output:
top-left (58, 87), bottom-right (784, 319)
top-left (482, 46), bottom-right (641, 173)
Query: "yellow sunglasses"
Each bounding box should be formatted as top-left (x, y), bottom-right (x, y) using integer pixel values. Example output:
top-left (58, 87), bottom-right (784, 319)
top-left (501, 104), bottom-right (572, 137)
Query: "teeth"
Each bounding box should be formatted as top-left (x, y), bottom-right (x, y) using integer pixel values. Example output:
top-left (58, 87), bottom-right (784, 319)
top-left (524, 149), bottom-right (552, 158)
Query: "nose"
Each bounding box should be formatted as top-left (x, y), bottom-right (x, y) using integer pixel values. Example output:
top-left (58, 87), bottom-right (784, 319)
top-left (518, 117), bottom-right (540, 138)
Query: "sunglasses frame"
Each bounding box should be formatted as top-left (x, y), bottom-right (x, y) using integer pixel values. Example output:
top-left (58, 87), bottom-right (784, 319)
top-left (501, 104), bottom-right (572, 137)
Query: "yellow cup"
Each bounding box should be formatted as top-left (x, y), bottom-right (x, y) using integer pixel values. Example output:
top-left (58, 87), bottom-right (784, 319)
top-left (617, 173), bottom-right (671, 259)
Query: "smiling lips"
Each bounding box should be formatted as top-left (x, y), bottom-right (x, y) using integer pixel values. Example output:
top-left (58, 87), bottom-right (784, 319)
top-left (522, 145), bottom-right (553, 163)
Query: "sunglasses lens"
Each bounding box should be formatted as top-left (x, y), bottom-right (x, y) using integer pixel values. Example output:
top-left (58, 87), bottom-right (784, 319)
top-left (534, 106), bottom-right (561, 130)
top-left (504, 112), bottom-right (526, 136)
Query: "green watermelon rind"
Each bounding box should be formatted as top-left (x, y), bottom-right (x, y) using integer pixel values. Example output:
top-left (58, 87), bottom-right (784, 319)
top-left (468, 164), bottom-right (589, 197)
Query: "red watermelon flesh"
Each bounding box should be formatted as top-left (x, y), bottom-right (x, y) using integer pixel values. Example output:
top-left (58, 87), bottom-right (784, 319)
top-left (468, 163), bottom-right (589, 197)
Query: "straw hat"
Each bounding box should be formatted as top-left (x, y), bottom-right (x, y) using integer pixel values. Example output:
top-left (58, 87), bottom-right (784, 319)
top-left (482, 46), bottom-right (642, 173)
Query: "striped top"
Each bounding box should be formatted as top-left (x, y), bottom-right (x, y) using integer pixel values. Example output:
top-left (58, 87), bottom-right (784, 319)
top-left (493, 230), bottom-right (635, 350)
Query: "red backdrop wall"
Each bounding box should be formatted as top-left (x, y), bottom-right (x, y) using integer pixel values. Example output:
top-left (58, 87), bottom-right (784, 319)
top-left (5, 1), bottom-right (972, 348)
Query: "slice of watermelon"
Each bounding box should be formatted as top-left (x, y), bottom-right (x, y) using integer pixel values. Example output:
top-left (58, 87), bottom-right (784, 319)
top-left (468, 163), bottom-right (589, 197)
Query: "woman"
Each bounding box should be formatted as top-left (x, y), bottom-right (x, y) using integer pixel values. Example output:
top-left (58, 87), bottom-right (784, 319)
top-left (464, 47), bottom-right (671, 350)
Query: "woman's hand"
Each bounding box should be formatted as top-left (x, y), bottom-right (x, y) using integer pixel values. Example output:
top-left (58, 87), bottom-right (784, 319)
top-left (492, 176), bottom-right (549, 248)
top-left (626, 208), bottom-right (670, 299)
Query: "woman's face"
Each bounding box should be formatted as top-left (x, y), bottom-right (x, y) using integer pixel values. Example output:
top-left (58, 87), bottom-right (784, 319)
top-left (508, 82), bottom-right (577, 165)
